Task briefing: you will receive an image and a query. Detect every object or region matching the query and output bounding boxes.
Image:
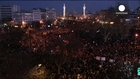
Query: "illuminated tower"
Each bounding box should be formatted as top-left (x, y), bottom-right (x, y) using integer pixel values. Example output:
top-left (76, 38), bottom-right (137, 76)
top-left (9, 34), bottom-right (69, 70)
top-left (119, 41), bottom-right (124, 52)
top-left (83, 4), bottom-right (86, 18)
top-left (63, 4), bottom-right (66, 18)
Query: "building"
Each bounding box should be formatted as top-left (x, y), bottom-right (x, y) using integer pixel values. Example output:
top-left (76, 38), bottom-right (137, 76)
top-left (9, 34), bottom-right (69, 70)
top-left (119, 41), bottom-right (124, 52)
top-left (21, 11), bottom-right (33, 23)
top-left (0, 5), bottom-right (1, 22)
top-left (32, 8), bottom-right (41, 21)
top-left (137, 7), bottom-right (140, 16)
top-left (32, 8), bottom-right (56, 21)
top-left (13, 8), bottom-right (57, 24)
top-left (13, 12), bottom-right (22, 24)
top-left (13, 10), bottom-right (33, 24)
top-left (46, 8), bottom-right (56, 21)
top-left (40, 8), bottom-right (46, 20)
top-left (0, 4), bottom-right (20, 22)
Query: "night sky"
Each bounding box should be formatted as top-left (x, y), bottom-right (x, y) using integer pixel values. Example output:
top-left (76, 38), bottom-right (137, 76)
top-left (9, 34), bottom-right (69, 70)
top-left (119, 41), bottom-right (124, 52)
top-left (0, 1), bottom-right (139, 14)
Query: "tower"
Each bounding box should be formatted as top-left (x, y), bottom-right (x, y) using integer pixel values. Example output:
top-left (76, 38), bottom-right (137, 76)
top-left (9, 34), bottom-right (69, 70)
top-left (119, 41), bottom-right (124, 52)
top-left (63, 4), bottom-right (66, 18)
top-left (83, 4), bottom-right (86, 18)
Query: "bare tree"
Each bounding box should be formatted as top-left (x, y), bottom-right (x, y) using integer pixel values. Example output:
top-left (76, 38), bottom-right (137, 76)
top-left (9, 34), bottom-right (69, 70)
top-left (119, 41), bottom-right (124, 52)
top-left (21, 28), bottom-right (83, 74)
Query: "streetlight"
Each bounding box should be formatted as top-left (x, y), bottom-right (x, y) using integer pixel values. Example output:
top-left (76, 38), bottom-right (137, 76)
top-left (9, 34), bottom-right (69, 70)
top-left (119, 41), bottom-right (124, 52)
top-left (22, 21), bottom-right (26, 28)
top-left (22, 21), bottom-right (25, 25)
top-left (138, 17), bottom-right (140, 27)
top-left (40, 20), bottom-right (45, 28)
top-left (135, 33), bottom-right (138, 48)
top-left (40, 20), bottom-right (43, 24)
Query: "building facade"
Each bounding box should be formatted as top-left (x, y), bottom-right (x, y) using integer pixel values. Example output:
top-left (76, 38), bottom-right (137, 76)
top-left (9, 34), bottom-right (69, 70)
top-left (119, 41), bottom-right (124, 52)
top-left (5, 5), bottom-right (57, 24)
top-left (46, 8), bottom-right (56, 21)
top-left (32, 9), bottom-right (41, 21)
top-left (39, 8), bottom-right (46, 21)
top-left (0, 5), bottom-right (1, 22)
top-left (22, 12), bottom-right (33, 23)
top-left (0, 4), bottom-right (20, 22)
top-left (13, 10), bottom-right (33, 24)
top-left (13, 12), bottom-right (22, 24)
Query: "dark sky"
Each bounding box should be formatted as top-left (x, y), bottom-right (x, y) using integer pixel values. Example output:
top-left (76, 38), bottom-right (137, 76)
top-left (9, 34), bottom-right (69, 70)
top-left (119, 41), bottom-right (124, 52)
top-left (0, 1), bottom-right (139, 14)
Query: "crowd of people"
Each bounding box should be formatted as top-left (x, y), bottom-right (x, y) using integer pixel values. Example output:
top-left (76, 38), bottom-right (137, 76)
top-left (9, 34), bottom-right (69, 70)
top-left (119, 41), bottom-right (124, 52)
top-left (1, 26), bottom-right (140, 79)
top-left (19, 28), bottom-right (140, 79)
top-left (44, 42), bottom-right (140, 79)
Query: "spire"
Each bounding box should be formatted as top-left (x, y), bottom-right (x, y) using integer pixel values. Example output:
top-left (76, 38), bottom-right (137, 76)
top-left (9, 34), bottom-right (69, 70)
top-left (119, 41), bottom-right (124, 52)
top-left (83, 4), bottom-right (86, 19)
top-left (63, 3), bottom-right (66, 18)
top-left (83, 4), bottom-right (86, 8)
top-left (63, 3), bottom-right (66, 9)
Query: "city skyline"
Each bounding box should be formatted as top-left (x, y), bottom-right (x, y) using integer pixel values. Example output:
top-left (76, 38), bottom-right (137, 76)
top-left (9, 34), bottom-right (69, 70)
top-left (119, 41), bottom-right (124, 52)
top-left (0, 1), bottom-right (140, 14)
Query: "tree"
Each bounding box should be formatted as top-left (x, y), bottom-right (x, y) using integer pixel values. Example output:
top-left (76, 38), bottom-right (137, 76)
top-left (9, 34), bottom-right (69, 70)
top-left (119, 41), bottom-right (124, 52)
top-left (100, 24), bottom-right (112, 43)
top-left (97, 7), bottom-right (116, 43)
top-left (96, 6), bottom-right (131, 43)
top-left (31, 21), bottom-right (40, 28)
top-left (20, 28), bottom-right (84, 74)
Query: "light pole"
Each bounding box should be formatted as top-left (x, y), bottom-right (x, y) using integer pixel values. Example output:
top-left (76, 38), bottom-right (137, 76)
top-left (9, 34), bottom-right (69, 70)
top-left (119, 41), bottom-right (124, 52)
top-left (135, 33), bottom-right (138, 48)
top-left (13, 18), bottom-right (15, 26)
top-left (138, 17), bottom-right (139, 28)
top-left (40, 20), bottom-right (44, 29)
top-left (22, 21), bottom-right (26, 28)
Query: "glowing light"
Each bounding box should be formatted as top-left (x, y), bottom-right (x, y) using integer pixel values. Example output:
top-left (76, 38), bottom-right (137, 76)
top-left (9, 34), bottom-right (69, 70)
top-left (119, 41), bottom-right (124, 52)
top-left (109, 59), bottom-right (114, 63)
top-left (14, 25), bottom-right (18, 28)
top-left (43, 32), bottom-right (47, 35)
top-left (40, 20), bottom-right (43, 24)
top-left (110, 22), bottom-right (114, 24)
top-left (55, 26), bottom-right (58, 28)
top-left (38, 64), bottom-right (42, 67)
top-left (51, 50), bottom-right (53, 52)
top-left (48, 25), bottom-right (50, 27)
top-left (135, 33), bottom-right (138, 37)
top-left (72, 30), bottom-right (74, 32)
top-left (96, 30), bottom-right (100, 33)
top-left (80, 17), bottom-right (83, 20)
top-left (62, 17), bottom-right (65, 20)
top-left (4, 23), bottom-right (7, 26)
top-left (97, 19), bottom-right (99, 22)
top-left (22, 21), bottom-right (26, 25)
top-left (54, 20), bottom-right (57, 25)
top-left (105, 22), bottom-right (108, 24)
top-left (99, 65), bottom-right (102, 68)
top-left (95, 17), bottom-right (98, 19)
top-left (59, 35), bottom-right (61, 38)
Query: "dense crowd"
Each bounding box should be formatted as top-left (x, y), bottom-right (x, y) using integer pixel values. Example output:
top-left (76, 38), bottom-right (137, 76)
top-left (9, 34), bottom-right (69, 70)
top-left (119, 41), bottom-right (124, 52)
top-left (1, 27), bottom-right (140, 79)
top-left (43, 42), bottom-right (140, 79)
